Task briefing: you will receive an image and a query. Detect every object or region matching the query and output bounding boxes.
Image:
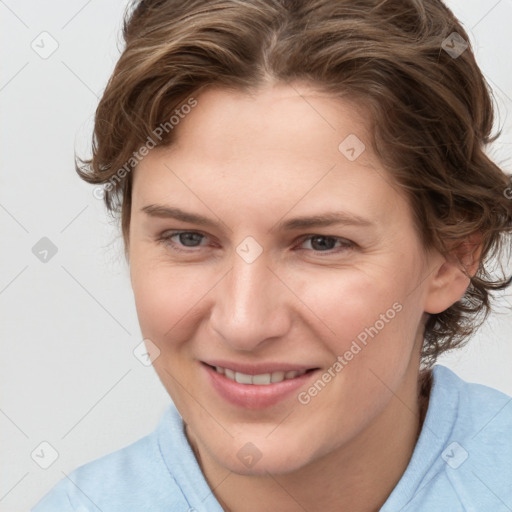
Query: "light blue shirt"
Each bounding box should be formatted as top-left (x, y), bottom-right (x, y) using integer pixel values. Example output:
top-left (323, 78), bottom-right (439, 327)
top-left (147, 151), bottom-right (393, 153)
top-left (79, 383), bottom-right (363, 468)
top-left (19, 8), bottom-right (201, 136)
top-left (31, 365), bottom-right (512, 511)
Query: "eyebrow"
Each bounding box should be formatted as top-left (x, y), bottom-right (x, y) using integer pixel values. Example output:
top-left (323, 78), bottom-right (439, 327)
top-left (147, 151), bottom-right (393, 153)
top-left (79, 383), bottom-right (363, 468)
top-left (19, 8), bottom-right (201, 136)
top-left (140, 204), bottom-right (375, 232)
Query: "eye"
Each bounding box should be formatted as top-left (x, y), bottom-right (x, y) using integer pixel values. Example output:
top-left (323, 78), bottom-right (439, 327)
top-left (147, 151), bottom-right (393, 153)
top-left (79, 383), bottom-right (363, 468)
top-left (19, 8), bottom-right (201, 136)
top-left (296, 234), bottom-right (355, 254)
top-left (156, 231), bottom-right (355, 255)
top-left (157, 230), bottom-right (209, 251)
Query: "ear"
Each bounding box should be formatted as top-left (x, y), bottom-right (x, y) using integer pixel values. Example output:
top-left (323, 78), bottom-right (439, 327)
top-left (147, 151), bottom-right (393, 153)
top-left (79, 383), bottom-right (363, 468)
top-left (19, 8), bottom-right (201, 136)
top-left (423, 233), bottom-right (483, 315)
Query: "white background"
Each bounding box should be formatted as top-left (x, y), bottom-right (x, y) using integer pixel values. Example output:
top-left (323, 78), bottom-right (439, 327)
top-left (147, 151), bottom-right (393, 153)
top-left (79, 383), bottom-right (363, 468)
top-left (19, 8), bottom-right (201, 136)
top-left (1, 1), bottom-right (511, 511)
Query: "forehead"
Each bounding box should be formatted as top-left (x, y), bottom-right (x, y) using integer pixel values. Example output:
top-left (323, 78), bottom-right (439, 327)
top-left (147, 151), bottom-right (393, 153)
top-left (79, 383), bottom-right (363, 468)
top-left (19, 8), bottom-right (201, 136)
top-left (170, 82), bottom-right (372, 161)
top-left (132, 83), bottom-right (409, 229)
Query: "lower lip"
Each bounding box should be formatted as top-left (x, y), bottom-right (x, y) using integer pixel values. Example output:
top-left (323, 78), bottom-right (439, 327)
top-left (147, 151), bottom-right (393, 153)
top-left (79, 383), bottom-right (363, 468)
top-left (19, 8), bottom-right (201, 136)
top-left (202, 363), bottom-right (318, 410)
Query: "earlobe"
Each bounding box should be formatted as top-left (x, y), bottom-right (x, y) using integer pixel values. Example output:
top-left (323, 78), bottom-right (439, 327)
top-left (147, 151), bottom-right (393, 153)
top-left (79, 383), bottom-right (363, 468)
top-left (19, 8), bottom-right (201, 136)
top-left (423, 233), bottom-right (483, 315)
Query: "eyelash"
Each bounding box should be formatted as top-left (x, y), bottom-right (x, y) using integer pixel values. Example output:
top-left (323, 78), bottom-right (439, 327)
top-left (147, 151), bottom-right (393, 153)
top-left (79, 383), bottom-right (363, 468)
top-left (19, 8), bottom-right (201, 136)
top-left (156, 230), bottom-right (355, 255)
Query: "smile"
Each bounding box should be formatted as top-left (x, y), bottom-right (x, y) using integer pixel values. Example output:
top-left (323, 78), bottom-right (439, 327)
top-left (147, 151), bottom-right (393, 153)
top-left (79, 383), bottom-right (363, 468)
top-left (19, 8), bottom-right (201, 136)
top-left (202, 362), bottom-right (320, 409)
top-left (212, 365), bottom-right (308, 385)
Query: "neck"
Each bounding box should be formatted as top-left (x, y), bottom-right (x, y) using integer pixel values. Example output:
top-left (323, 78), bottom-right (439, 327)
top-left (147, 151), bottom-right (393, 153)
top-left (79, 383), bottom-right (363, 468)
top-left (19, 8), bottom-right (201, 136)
top-left (186, 366), bottom-right (432, 512)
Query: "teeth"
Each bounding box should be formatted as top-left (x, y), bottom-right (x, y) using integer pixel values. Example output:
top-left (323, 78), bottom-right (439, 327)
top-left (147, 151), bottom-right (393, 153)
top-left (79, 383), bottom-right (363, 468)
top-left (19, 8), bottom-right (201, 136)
top-left (252, 373), bottom-right (271, 385)
top-left (271, 371), bottom-right (285, 383)
top-left (213, 366), bottom-right (307, 385)
top-left (235, 372), bottom-right (253, 384)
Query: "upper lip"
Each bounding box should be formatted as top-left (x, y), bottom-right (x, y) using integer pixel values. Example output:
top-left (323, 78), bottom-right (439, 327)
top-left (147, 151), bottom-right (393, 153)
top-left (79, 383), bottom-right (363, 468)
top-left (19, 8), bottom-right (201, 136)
top-left (202, 360), bottom-right (319, 375)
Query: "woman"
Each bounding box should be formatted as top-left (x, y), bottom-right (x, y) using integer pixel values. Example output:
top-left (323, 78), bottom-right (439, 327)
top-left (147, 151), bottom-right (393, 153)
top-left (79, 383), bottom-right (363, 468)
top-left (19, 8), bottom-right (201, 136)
top-left (32, 0), bottom-right (512, 510)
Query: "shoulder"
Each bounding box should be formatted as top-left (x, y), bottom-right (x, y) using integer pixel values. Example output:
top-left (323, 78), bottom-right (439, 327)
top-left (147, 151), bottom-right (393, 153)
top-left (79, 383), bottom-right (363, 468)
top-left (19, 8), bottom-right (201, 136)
top-left (30, 406), bottom-right (189, 512)
top-left (433, 364), bottom-right (512, 441)
top-left (382, 365), bottom-right (512, 512)
top-left (425, 365), bottom-right (511, 509)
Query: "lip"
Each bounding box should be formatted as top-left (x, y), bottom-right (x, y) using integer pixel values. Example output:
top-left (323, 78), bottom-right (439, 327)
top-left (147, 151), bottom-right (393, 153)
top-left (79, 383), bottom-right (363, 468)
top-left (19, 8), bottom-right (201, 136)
top-left (202, 362), bottom-right (320, 410)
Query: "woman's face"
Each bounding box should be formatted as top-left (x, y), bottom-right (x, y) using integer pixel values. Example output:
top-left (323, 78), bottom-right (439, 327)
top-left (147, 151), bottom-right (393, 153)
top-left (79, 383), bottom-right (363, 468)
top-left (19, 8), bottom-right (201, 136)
top-left (128, 83), bottom-right (446, 475)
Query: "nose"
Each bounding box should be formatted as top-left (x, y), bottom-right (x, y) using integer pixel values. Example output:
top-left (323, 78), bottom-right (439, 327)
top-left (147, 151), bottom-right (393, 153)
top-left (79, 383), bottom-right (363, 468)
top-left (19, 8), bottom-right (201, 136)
top-left (209, 249), bottom-right (291, 352)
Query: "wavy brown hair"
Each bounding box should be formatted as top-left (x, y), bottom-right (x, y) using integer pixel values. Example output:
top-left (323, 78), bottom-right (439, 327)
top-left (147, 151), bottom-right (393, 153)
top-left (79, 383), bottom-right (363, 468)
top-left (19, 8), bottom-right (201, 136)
top-left (76, 0), bottom-right (512, 368)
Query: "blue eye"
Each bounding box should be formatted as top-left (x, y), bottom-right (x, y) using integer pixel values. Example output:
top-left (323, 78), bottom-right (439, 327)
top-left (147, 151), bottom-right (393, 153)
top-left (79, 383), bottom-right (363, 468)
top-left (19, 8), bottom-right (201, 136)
top-left (158, 231), bottom-right (208, 251)
top-left (297, 235), bottom-right (355, 253)
top-left (157, 231), bottom-right (355, 255)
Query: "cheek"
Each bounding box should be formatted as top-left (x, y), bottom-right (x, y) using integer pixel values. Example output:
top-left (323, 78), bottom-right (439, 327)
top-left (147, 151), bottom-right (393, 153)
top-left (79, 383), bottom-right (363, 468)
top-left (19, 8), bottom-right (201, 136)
top-left (293, 262), bottom-right (421, 364)
top-left (131, 258), bottom-right (210, 343)
top-left (291, 268), bottom-right (398, 340)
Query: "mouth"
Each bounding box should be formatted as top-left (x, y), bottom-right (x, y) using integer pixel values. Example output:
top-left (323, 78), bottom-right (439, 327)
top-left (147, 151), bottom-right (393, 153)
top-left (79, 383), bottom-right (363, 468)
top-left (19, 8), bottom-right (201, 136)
top-left (206, 364), bottom-right (315, 385)
top-left (201, 362), bottom-right (321, 410)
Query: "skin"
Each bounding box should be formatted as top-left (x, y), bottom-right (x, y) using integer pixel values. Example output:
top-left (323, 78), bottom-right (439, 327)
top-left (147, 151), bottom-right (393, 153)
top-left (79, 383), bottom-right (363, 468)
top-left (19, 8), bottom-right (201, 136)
top-left (128, 82), bottom-right (477, 511)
